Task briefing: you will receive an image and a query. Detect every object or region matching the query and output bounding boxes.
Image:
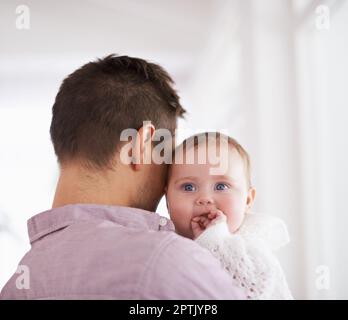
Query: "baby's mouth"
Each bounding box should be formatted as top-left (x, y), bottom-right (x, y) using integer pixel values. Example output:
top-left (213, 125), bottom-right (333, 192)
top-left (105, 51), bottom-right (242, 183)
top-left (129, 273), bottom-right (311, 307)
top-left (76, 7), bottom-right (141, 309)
top-left (193, 212), bottom-right (209, 218)
top-left (193, 207), bottom-right (217, 218)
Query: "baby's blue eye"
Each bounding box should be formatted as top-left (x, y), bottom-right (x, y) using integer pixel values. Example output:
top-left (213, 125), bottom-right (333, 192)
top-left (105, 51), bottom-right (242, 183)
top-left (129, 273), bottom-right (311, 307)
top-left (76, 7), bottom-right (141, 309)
top-left (215, 183), bottom-right (229, 191)
top-left (182, 183), bottom-right (196, 192)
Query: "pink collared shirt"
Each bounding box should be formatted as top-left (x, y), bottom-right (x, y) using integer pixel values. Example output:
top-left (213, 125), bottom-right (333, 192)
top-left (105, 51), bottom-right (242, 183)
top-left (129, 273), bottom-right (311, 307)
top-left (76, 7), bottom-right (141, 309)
top-left (0, 204), bottom-right (244, 299)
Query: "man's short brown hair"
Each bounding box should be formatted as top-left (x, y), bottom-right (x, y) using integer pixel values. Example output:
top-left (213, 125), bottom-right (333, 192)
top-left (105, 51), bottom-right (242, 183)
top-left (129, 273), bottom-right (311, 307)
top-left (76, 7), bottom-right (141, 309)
top-left (50, 54), bottom-right (186, 169)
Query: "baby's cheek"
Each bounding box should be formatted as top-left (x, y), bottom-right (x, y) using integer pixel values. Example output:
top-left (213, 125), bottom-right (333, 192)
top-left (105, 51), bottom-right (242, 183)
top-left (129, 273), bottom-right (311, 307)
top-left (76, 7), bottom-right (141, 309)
top-left (219, 196), bottom-right (246, 232)
top-left (227, 212), bottom-right (245, 233)
top-left (168, 200), bottom-right (193, 236)
top-left (219, 195), bottom-right (242, 212)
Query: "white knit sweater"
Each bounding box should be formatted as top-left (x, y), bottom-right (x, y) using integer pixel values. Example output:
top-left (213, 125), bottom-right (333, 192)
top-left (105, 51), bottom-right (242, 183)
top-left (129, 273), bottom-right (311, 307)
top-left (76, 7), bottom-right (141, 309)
top-left (195, 213), bottom-right (293, 299)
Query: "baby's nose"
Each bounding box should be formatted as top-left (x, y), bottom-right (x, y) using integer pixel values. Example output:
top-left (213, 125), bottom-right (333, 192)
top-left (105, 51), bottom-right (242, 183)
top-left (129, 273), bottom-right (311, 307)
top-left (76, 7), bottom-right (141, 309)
top-left (196, 197), bottom-right (214, 206)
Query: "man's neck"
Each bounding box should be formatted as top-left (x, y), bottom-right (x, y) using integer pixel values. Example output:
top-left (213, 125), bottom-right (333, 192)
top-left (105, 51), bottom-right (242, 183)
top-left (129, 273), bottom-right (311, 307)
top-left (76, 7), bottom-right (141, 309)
top-left (52, 163), bottom-right (133, 209)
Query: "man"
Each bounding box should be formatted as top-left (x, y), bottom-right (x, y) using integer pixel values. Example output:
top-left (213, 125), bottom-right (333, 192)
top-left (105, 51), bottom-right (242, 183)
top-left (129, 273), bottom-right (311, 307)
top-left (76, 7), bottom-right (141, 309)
top-left (0, 55), bottom-right (243, 299)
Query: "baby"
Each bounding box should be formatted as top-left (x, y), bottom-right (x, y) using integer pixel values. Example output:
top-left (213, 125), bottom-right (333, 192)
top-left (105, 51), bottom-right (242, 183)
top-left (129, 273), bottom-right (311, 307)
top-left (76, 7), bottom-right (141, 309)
top-left (165, 132), bottom-right (293, 299)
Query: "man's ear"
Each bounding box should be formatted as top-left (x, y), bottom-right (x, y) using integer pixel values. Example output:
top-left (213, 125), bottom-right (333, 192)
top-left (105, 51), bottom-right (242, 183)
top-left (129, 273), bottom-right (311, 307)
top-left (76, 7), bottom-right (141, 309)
top-left (132, 122), bottom-right (156, 171)
top-left (246, 187), bottom-right (256, 212)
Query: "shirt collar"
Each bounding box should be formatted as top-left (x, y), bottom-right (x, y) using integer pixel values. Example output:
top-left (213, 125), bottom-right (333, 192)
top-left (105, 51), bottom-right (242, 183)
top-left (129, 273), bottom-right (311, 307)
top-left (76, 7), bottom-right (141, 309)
top-left (27, 203), bottom-right (175, 244)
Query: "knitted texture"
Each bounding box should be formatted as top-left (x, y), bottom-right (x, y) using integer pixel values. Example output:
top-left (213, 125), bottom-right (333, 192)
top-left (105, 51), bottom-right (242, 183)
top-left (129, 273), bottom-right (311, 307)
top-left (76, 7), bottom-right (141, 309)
top-left (195, 213), bottom-right (293, 299)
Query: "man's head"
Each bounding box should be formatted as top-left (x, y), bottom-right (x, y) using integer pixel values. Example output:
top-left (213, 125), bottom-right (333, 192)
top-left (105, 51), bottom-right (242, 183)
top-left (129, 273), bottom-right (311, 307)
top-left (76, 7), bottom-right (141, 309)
top-left (50, 54), bottom-right (185, 211)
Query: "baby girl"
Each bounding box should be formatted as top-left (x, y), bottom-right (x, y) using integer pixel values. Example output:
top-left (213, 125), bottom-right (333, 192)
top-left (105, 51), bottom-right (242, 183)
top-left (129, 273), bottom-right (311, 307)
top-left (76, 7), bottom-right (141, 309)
top-left (165, 132), bottom-right (293, 299)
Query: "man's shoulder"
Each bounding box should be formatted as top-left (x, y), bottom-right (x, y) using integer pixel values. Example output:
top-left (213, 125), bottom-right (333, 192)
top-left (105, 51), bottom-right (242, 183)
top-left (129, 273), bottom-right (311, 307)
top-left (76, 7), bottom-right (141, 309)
top-left (124, 228), bottom-right (211, 259)
top-left (97, 224), bottom-right (220, 275)
top-left (132, 231), bottom-right (244, 299)
top-left (142, 230), bottom-right (224, 273)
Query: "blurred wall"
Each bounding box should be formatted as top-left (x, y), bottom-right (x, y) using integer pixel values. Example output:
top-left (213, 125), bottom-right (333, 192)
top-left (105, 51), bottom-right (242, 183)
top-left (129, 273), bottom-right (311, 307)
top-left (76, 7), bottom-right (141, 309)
top-left (1, 0), bottom-right (347, 298)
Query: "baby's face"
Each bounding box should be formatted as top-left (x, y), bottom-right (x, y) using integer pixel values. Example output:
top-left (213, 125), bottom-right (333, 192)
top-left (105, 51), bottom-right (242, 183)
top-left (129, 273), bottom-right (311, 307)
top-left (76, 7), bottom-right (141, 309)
top-left (166, 145), bottom-right (254, 239)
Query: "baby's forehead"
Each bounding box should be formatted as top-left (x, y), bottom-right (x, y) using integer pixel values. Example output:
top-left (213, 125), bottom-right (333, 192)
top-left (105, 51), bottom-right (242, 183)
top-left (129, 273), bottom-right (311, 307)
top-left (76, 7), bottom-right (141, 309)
top-left (168, 147), bottom-right (245, 180)
top-left (171, 142), bottom-right (242, 166)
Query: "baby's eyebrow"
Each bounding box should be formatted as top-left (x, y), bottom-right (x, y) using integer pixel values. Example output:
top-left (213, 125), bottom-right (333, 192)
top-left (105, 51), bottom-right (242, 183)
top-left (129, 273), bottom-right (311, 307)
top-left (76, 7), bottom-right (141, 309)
top-left (174, 176), bottom-right (199, 184)
top-left (212, 175), bottom-right (235, 181)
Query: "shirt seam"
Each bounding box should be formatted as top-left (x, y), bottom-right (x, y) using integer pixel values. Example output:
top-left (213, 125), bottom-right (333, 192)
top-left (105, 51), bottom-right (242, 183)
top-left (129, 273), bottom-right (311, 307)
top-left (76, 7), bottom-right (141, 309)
top-left (133, 233), bottom-right (177, 298)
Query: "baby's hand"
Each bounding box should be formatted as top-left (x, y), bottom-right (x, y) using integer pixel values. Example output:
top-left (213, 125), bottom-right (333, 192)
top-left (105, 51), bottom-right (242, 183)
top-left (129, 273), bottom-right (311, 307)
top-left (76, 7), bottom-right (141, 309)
top-left (191, 209), bottom-right (226, 239)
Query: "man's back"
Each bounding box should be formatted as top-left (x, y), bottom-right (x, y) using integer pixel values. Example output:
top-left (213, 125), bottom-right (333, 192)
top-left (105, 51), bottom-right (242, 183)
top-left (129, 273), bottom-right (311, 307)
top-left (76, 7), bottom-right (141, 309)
top-left (0, 204), bottom-right (243, 299)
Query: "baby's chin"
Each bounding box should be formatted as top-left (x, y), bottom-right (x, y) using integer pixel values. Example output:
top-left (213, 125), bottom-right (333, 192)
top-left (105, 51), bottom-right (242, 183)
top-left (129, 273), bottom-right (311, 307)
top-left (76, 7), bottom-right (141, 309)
top-left (227, 219), bottom-right (244, 234)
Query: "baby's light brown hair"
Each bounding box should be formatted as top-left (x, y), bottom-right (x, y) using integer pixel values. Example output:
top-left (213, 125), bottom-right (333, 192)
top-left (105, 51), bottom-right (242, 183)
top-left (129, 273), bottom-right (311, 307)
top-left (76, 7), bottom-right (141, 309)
top-left (168, 132), bottom-right (252, 188)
